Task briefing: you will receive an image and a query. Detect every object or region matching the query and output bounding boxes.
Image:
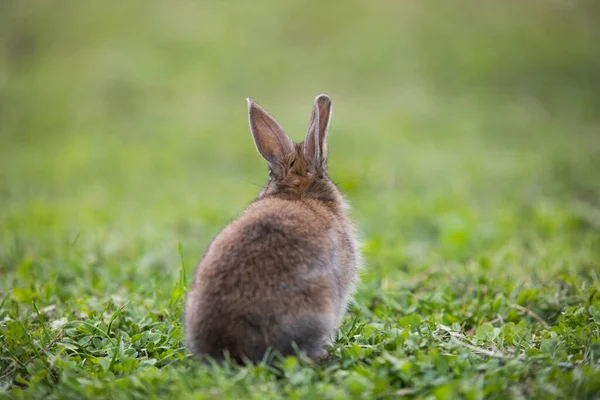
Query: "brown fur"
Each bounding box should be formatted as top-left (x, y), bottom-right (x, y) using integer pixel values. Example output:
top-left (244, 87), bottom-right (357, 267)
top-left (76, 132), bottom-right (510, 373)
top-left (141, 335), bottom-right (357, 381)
top-left (184, 95), bottom-right (360, 363)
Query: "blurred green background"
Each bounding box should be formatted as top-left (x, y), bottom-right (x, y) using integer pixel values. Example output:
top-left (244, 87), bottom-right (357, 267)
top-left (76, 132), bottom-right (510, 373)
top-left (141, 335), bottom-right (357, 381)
top-left (2, 1), bottom-right (600, 397)
top-left (1, 0), bottom-right (600, 329)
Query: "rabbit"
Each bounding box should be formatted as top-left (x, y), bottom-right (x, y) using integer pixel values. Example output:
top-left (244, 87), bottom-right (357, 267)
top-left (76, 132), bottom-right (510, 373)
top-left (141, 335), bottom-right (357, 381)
top-left (184, 94), bottom-right (360, 363)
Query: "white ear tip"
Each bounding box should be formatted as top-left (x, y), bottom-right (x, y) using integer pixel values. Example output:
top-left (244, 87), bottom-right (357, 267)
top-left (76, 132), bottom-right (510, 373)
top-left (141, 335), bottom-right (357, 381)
top-left (315, 94), bottom-right (331, 104)
top-left (246, 97), bottom-right (253, 106)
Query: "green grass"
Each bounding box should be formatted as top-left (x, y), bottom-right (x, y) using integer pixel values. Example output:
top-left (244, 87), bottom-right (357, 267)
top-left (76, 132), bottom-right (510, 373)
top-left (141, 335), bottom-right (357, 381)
top-left (1, 0), bottom-right (600, 398)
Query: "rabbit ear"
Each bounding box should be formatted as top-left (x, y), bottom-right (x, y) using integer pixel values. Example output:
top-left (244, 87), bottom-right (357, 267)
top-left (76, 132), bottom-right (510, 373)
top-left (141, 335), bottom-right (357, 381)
top-left (304, 101), bottom-right (320, 171)
top-left (247, 98), bottom-right (294, 176)
top-left (304, 94), bottom-right (332, 172)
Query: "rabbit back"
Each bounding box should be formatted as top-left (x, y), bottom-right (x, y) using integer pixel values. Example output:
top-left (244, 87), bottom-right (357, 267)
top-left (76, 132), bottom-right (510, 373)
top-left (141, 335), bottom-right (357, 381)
top-left (184, 197), bottom-right (358, 361)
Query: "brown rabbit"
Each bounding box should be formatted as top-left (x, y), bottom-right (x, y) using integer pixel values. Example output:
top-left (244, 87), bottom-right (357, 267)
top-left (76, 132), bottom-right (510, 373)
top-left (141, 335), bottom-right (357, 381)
top-left (184, 94), bottom-right (360, 363)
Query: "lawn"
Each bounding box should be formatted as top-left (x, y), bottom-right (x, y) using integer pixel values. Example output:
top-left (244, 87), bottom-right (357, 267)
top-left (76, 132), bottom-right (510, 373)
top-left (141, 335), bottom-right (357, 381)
top-left (1, 1), bottom-right (600, 398)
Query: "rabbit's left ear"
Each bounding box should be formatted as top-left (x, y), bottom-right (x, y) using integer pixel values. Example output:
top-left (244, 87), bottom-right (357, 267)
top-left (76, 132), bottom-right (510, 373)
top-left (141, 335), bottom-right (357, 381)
top-left (247, 97), bottom-right (295, 177)
top-left (304, 94), bottom-right (332, 172)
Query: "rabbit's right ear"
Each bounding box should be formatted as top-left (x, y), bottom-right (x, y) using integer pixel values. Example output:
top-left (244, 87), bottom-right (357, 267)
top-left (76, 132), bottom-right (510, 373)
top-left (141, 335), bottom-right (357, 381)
top-left (247, 98), bottom-right (295, 177)
top-left (304, 94), bottom-right (332, 172)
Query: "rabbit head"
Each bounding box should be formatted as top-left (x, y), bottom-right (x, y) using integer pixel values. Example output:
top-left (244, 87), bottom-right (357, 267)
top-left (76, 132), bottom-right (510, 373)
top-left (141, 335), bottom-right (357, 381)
top-left (248, 95), bottom-right (345, 206)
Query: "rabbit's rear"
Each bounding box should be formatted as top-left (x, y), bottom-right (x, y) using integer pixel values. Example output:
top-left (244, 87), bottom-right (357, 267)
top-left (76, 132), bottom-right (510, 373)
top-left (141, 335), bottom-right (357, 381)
top-left (184, 95), bottom-right (359, 362)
